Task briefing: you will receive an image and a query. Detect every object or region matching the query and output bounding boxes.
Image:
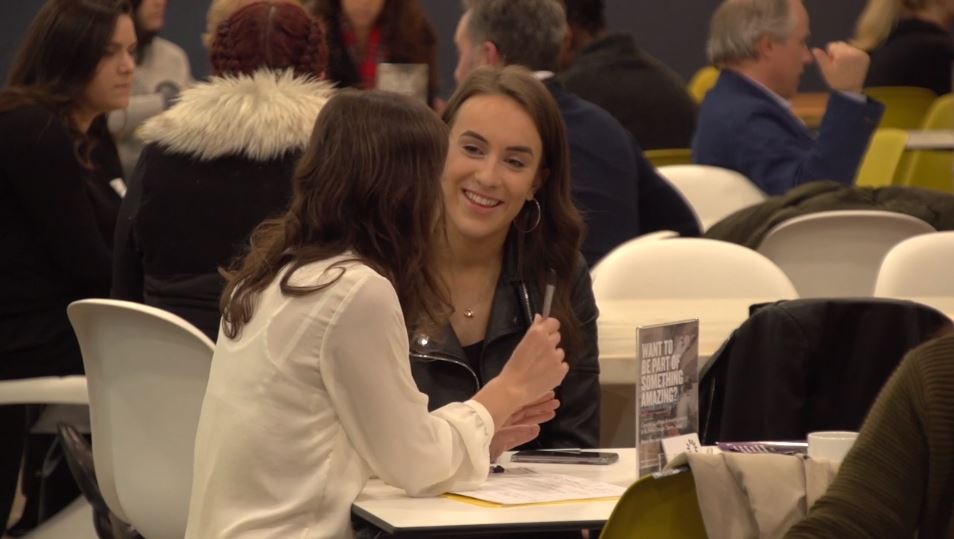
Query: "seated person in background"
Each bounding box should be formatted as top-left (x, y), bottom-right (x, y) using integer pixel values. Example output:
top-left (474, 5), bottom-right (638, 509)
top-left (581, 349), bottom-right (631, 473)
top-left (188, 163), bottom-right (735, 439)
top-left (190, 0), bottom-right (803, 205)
top-left (693, 0), bottom-right (885, 196)
top-left (310, 0), bottom-right (440, 106)
top-left (854, 0), bottom-right (954, 95)
top-left (185, 89), bottom-right (569, 538)
top-left (556, 0), bottom-right (698, 150)
top-left (455, 0), bottom-right (699, 267)
top-left (0, 0), bottom-right (134, 531)
top-left (107, 0), bottom-right (193, 178)
top-left (112, 1), bottom-right (335, 340)
top-left (785, 329), bottom-right (954, 538)
top-left (411, 65), bottom-right (600, 449)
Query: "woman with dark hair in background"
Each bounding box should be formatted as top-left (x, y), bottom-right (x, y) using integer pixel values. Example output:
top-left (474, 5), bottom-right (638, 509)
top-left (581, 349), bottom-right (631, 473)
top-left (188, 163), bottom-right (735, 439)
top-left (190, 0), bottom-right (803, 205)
top-left (112, 0), bottom-right (334, 341)
top-left (108, 0), bottom-right (193, 178)
top-left (0, 0), bottom-right (135, 532)
top-left (410, 65), bottom-right (601, 450)
top-left (310, 0), bottom-right (440, 105)
top-left (185, 89), bottom-right (568, 537)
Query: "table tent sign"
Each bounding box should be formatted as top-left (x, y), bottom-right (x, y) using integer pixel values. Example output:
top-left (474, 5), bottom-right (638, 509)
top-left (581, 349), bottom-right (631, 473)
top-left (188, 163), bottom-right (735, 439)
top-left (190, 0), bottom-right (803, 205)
top-left (636, 319), bottom-right (700, 477)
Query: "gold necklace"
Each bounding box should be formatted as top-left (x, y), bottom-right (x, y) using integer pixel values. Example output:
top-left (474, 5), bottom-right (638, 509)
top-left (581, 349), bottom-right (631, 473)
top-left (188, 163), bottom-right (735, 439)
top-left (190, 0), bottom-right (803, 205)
top-left (454, 269), bottom-right (499, 321)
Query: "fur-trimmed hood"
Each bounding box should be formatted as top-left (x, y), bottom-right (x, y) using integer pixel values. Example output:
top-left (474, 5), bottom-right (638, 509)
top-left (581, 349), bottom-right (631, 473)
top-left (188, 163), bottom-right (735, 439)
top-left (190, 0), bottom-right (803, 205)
top-left (139, 69), bottom-right (335, 161)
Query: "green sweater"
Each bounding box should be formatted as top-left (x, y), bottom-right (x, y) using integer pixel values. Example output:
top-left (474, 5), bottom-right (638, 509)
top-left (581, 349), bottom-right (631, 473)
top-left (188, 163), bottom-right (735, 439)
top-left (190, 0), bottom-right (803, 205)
top-left (785, 331), bottom-right (954, 538)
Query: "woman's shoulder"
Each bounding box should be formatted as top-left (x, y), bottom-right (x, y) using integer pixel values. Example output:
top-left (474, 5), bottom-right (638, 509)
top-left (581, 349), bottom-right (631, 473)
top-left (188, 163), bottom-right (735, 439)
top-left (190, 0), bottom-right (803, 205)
top-left (0, 103), bottom-right (65, 133)
top-left (287, 255), bottom-right (397, 303)
top-left (0, 104), bottom-right (75, 155)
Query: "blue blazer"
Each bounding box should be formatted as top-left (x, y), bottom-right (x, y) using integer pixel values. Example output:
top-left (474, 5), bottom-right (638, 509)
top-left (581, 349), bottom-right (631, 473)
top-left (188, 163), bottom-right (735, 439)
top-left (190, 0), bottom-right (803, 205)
top-left (546, 80), bottom-right (700, 266)
top-left (692, 69), bottom-right (884, 196)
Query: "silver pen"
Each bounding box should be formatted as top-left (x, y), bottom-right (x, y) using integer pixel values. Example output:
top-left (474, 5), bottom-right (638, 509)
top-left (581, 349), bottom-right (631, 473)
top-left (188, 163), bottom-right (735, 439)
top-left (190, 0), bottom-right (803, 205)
top-left (541, 269), bottom-right (556, 318)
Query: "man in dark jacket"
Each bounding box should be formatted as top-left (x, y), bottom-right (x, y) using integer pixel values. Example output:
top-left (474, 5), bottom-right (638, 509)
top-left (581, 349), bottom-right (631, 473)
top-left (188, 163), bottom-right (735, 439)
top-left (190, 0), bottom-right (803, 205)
top-left (454, 0), bottom-right (700, 267)
top-left (557, 0), bottom-right (697, 150)
top-left (693, 0), bottom-right (884, 196)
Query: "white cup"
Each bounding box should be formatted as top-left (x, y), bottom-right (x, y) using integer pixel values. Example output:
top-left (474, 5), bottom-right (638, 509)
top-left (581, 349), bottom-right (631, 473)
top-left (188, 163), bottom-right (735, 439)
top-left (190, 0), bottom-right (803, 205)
top-left (807, 431), bottom-right (858, 463)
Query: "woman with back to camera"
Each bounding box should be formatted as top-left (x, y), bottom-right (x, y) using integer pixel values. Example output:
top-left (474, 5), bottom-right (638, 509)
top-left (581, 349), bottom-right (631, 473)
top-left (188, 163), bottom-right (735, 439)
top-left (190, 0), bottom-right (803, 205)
top-left (184, 89), bottom-right (568, 538)
top-left (854, 0), bottom-right (954, 95)
top-left (112, 0), bottom-right (335, 341)
top-left (410, 65), bottom-right (601, 449)
top-left (310, 0), bottom-right (440, 105)
top-left (0, 0), bottom-right (135, 531)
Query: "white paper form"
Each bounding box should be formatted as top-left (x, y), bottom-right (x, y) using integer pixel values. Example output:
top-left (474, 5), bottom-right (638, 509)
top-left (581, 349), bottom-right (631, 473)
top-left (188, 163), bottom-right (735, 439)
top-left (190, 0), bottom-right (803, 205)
top-left (449, 469), bottom-right (626, 506)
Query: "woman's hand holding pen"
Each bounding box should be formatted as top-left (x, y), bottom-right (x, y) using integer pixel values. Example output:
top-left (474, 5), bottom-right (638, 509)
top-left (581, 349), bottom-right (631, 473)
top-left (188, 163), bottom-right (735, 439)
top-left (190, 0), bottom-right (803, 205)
top-left (500, 315), bottom-right (568, 403)
top-left (472, 316), bottom-right (568, 437)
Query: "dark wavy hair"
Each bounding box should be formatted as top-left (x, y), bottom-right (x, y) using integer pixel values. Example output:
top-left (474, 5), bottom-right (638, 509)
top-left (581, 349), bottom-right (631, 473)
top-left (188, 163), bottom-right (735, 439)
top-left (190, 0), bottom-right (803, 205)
top-left (220, 90), bottom-right (450, 340)
top-left (311, 0), bottom-right (438, 98)
top-left (441, 65), bottom-right (585, 361)
top-left (0, 0), bottom-right (132, 166)
top-left (210, 1), bottom-right (328, 78)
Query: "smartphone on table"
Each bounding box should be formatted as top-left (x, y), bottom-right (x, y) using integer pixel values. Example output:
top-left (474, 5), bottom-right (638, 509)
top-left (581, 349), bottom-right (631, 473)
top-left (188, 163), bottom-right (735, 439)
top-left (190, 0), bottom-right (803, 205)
top-left (510, 450), bottom-right (619, 465)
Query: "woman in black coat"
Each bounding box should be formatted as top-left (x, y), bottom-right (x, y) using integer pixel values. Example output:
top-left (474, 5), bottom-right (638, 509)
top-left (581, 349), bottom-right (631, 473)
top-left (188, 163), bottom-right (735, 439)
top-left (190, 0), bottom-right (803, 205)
top-left (0, 0), bottom-right (135, 532)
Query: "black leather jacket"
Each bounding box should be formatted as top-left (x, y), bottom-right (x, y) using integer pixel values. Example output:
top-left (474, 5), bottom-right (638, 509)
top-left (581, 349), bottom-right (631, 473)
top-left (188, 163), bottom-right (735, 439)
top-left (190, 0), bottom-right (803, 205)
top-left (409, 240), bottom-right (601, 449)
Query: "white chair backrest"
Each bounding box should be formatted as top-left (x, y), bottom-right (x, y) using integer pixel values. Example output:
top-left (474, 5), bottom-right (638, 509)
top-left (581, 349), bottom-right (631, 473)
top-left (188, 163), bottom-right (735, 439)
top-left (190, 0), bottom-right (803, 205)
top-left (592, 237), bottom-right (797, 301)
top-left (875, 231), bottom-right (954, 297)
top-left (757, 210), bottom-right (935, 298)
top-left (67, 299), bottom-right (214, 539)
top-left (591, 230), bottom-right (679, 281)
top-left (0, 376), bottom-right (87, 405)
top-left (657, 165), bottom-right (766, 231)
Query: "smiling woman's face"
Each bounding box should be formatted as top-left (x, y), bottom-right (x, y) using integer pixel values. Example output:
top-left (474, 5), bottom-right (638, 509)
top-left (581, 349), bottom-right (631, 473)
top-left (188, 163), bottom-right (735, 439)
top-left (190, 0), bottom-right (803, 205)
top-left (441, 93), bottom-right (543, 247)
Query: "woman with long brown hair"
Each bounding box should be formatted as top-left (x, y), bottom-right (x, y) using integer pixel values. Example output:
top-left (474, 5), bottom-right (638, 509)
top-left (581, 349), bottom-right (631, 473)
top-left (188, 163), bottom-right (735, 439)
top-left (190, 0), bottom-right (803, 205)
top-left (185, 90), bottom-right (568, 538)
top-left (410, 65), bottom-right (601, 449)
top-left (310, 0), bottom-right (440, 104)
top-left (0, 0), bottom-right (135, 531)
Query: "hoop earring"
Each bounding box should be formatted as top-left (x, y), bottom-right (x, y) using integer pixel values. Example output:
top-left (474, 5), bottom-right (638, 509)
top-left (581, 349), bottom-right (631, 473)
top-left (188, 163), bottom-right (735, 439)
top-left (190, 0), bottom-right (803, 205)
top-left (516, 198), bottom-right (541, 234)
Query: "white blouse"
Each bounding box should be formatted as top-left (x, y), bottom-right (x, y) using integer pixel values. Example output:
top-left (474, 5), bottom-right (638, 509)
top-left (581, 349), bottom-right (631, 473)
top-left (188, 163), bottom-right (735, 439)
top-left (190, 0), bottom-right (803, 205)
top-left (185, 255), bottom-right (493, 538)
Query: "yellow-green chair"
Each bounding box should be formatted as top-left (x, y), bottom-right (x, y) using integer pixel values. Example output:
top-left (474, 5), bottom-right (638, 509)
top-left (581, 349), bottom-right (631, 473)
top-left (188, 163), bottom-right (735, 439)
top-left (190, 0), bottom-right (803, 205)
top-left (898, 93), bottom-right (954, 192)
top-left (645, 148), bottom-right (693, 168)
top-left (856, 128), bottom-right (909, 187)
top-left (921, 93), bottom-right (953, 129)
top-left (600, 468), bottom-right (707, 539)
top-left (864, 86), bottom-right (937, 129)
top-left (688, 66), bottom-right (720, 104)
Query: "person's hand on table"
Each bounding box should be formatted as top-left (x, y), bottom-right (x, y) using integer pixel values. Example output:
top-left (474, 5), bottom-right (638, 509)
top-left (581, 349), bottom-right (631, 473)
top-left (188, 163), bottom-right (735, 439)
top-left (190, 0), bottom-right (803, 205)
top-left (489, 391), bottom-right (559, 461)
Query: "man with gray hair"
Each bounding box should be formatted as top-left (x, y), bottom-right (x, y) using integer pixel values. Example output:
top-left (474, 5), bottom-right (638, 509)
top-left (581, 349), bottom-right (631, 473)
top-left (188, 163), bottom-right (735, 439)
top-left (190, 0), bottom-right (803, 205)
top-left (454, 0), bottom-right (700, 267)
top-left (692, 0), bottom-right (884, 196)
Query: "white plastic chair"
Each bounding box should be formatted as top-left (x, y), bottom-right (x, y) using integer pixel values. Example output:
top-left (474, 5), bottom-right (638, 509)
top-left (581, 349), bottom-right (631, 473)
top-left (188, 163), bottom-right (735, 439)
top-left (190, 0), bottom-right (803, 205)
top-left (67, 299), bottom-right (215, 539)
top-left (0, 377), bottom-right (96, 539)
top-left (592, 237), bottom-right (796, 301)
top-left (875, 231), bottom-right (954, 297)
top-left (592, 238), bottom-right (796, 448)
top-left (591, 230), bottom-right (678, 282)
top-left (657, 165), bottom-right (766, 231)
top-left (0, 377), bottom-right (87, 406)
top-left (757, 210), bottom-right (935, 298)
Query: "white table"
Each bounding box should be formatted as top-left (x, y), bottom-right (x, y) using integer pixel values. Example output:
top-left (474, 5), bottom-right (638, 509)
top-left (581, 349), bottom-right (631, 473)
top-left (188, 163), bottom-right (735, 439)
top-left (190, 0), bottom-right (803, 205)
top-left (352, 448), bottom-right (637, 536)
top-left (906, 130), bottom-right (954, 150)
